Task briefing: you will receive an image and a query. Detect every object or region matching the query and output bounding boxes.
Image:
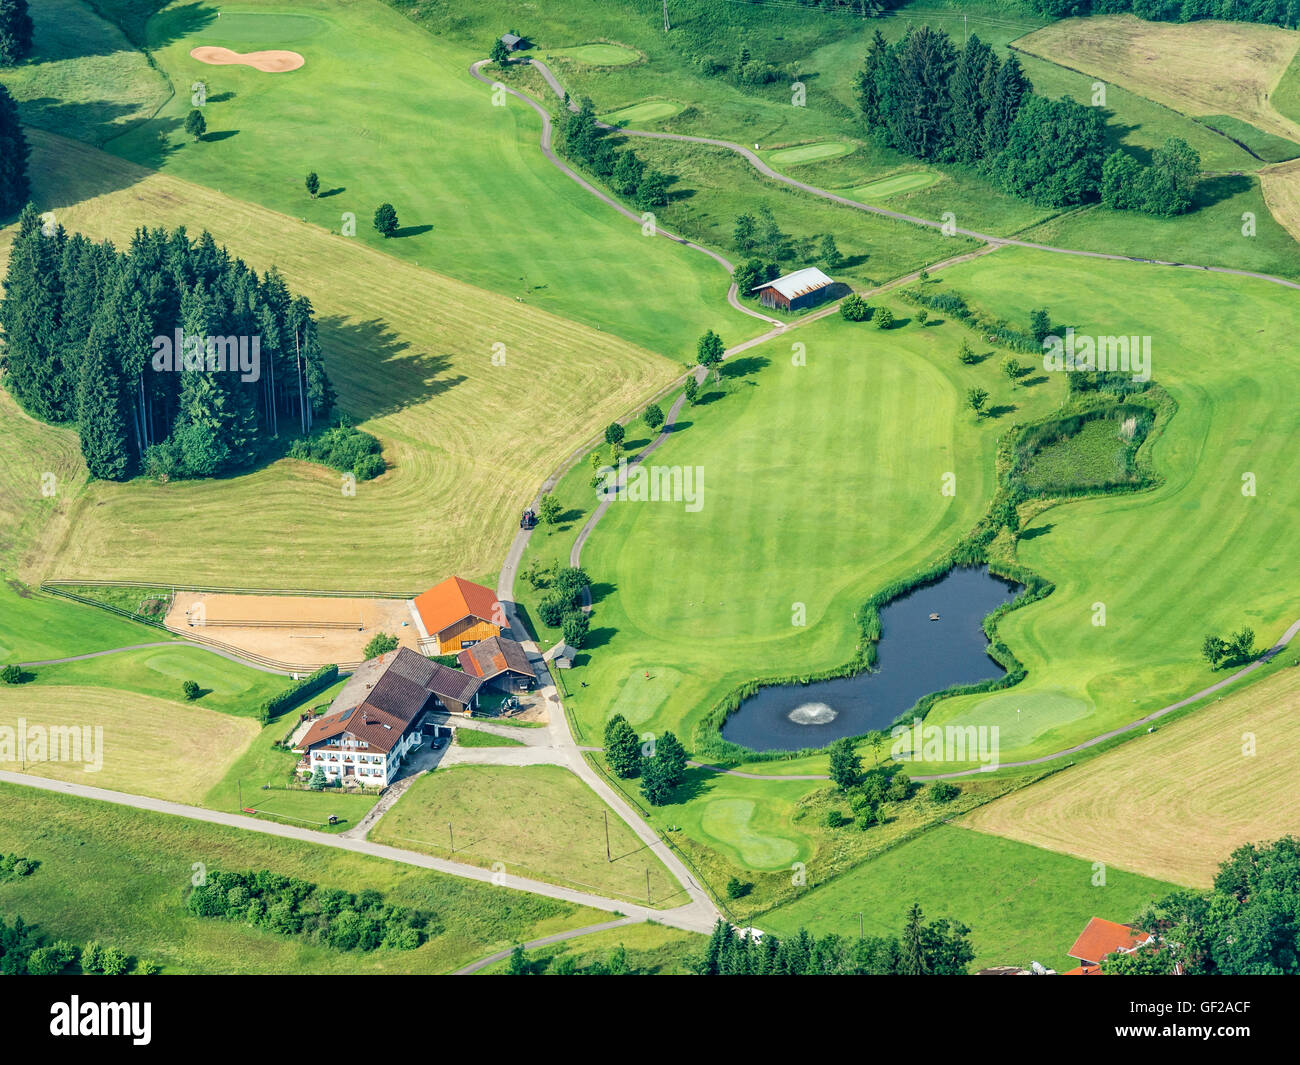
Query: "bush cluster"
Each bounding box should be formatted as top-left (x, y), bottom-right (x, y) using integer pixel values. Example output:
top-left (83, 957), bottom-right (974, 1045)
top-left (288, 423), bottom-right (385, 480)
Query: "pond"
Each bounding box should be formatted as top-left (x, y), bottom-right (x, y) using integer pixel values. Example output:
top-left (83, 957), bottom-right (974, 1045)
top-left (719, 567), bottom-right (1022, 753)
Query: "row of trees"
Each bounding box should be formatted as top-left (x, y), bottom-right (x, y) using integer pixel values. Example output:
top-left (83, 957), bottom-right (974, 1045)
top-left (856, 28), bottom-right (1200, 213)
top-left (1035, 0), bottom-right (1300, 29)
top-left (0, 0), bottom-right (32, 66)
top-left (604, 713), bottom-right (689, 805)
top-left (187, 868), bottom-right (433, 952)
top-left (560, 100), bottom-right (671, 209)
top-left (1107, 836), bottom-right (1300, 974)
top-left (696, 904), bottom-right (975, 975)
top-left (0, 82), bottom-right (28, 217)
top-left (0, 206), bottom-right (334, 480)
top-left (1, 915), bottom-right (151, 975)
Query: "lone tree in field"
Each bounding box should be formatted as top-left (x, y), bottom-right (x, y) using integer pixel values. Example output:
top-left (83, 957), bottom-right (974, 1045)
top-left (828, 737), bottom-right (863, 791)
top-left (604, 714), bottom-right (641, 778)
top-left (363, 632), bottom-right (399, 660)
top-left (643, 402), bottom-right (664, 432)
top-left (1029, 307), bottom-right (1052, 343)
top-left (1002, 357), bottom-right (1021, 388)
top-left (640, 730), bottom-right (687, 806)
top-left (184, 108), bottom-right (207, 141)
top-left (819, 232), bottom-right (842, 269)
top-left (490, 37), bottom-right (510, 67)
top-left (1, 664), bottom-right (22, 684)
top-left (604, 421), bottom-right (625, 447)
top-left (373, 203), bottom-right (399, 237)
top-left (697, 330), bottom-right (725, 377)
top-left (839, 293), bottom-right (870, 322)
top-left (183, 680), bottom-right (201, 700)
top-left (683, 376), bottom-right (699, 405)
top-left (967, 387), bottom-right (989, 417)
top-left (0, 0), bottom-right (34, 66)
top-left (537, 493), bottom-right (562, 529)
top-left (0, 83), bottom-right (28, 215)
top-left (958, 338), bottom-right (979, 364)
top-left (305, 171), bottom-right (320, 198)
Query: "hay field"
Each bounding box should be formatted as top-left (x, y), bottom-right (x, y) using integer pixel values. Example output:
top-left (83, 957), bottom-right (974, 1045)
top-left (963, 666), bottom-right (1300, 889)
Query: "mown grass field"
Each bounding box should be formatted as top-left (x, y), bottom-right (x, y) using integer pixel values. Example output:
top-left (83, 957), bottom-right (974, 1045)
top-left (0, 784), bottom-right (600, 973)
top-left (371, 764), bottom-right (682, 906)
top-left (0, 685), bottom-right (260, 803)
top-left (476, 920), bottom-right (703, 974)
top-left (76, 0), bottom-right (749, 355)
top-left (536, 300), bottom-right (1064, 751)
top-left (913, 247), bottom-right (1300, 768)
top-left (762, 824), bottom-right (1178, 972)
top-left (0, 580), bottom-right (176, 664)
top-left (964, 663), bottom-right (1300, 889)
top-left (1013, 14), bottom-right (1300, 142)
top-left (1, 129), bottom-right (678, 588)
top-left (455, 727), bottom-right (524, 747)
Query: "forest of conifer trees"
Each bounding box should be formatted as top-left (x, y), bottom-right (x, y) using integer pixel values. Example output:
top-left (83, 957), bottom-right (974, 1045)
top-left (0, 205), bottom-right (335, 481)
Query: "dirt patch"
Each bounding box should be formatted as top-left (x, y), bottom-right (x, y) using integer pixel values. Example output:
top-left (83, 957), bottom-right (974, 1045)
top-left (166, 592), bottom-right (420, 669)
top-left (190, 46), bottom-right (305, 73)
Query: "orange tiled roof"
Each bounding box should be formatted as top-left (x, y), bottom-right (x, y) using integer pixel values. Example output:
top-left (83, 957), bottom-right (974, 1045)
top-left (1067, 918), bottom-right (1151, 966)
top-left (412, 576), bottom-right (500, 637)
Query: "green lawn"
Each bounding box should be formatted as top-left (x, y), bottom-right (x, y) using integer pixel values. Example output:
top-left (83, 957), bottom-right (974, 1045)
top-left (1195, 115), bottom-right (1300, 164)
top-left (81, 0), bottom-right (750, 358)
top-left (599, 99), bottom-right (683, 125)
top-left (849, 171), bottom-right (940, 201)
top-left (455, 728), bottom-right (525, 748)
top-left (372, 764), bottom-right (683, 906)
top-left (763, 824), bottom-right (1178, 972)
top-left (0, 784), bottom-right (601, 973)
top-left (0, 582), bottom-right (176, 664)
top-left (767, 141), bottom-right (856, 166)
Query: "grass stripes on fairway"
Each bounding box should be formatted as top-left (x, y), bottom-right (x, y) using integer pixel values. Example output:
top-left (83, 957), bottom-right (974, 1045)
top-left (919, 247), bottom-right (1300, 767)
top-left (762, 824), bottom-right (1178, 972)
top-left (964, 664), bottom-right (1300, 889)
top-left (3, 130), bottom-right (677, 589)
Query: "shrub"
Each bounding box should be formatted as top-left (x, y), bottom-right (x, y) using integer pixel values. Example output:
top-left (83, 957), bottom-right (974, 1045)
top-left (643, 403), bottom-right (664, 432)
top-left (874, 307), bottom-right (895, 329)
top-left (824, 809), bottom-right (848, 828)
top-left (537, 596), bottom-right (567, 628)
top-left (929, 780), bottom-right (959, 803)
top-left (182, 680), bottom-right (201, 700)
top-left (363, 633), bottom-right (399, 660)
top-left (726, 877), bottom-right (753, 899)
top-left (561, 611), bottom-right (590, 650)
top-left (839, 293), bottom-right (871, 321)
top-left (1, 664), bottom-right (22, 684)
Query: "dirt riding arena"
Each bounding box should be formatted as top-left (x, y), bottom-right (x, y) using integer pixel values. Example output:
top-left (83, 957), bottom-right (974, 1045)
top-left (190, 46), bottom-right (305, 73)
top-left (166, 592), bottom-right (419, 670)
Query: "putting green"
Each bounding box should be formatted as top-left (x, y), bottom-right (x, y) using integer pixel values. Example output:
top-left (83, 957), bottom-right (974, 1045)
top-left (698, 798), bottom-right (802, 870)
top-left (937, 690), bottom-right (1093, 753)
top-left (850, 171), bottom-right (939, 200)
top-left (606, 667), bottom-right (685, 727)
top-left (768, 141), bottom-right (855, 166)
top-left (600, 99), bottom-right (683, 125)
top-left (199, 12), bottom-right (326, 45)
top-left (142, 651), bottom-right (251, 695)
top-left (555, 43), bottom-right (640, 66)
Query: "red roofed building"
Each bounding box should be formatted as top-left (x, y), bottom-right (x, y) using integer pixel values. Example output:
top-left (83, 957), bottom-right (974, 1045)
top-left (410, 576), bottom-right (503, 654)
top-left (1063, 917), bottom-right (1153, 974)
top-left (457, 635), bottom-right (535, 693)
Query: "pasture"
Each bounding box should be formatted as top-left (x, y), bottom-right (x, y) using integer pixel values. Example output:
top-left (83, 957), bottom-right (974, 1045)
top-left (762, 824), bottom-right (1178, 972)
top-left (4, 130), bottom-right (676, 589)
top-left (964, 664), bottom-right (1300, 889)
top-left (371, 764), bottom-right (682, 906)
top-left (0, 784), bottom-right (598, 973)
top-left (0, 685), bottom-right (260, 803)
top-left (1012, 15), bottom-right (1300, 143)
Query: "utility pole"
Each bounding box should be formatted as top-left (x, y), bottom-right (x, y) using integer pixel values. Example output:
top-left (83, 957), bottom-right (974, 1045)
top-left (448, 822), bottom-right (454, 853)
top-left (663, 0), bottom-right (671, 33)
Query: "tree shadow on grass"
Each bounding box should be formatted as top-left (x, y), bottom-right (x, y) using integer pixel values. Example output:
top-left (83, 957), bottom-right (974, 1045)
top-left (721, 355), bottom-right (769, 379)
top-left (318, 186), bottom-right (346, 198)
top-left (984, 404), bottom-right (1017, 419)
top-left (1018, 523), bottom-right (1054, 541)
top-left (581, 626), bottom-right (618, 651)
top-left (201, 129), bottom-right (239, 143)
top-left (391, 224), bottom-right (434, 238)
top-left (587, 580), bottom-right (615, 605)
top-left (668, 766), bottom-right (717, 805)
top-left (1194, 172), bottom-right (1254, 209)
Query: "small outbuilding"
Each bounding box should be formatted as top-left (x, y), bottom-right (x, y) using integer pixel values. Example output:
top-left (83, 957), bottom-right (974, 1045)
top-left (500, 33), bottom-right (525, 51)
top-left (751, 266), bottom-right (835, 312)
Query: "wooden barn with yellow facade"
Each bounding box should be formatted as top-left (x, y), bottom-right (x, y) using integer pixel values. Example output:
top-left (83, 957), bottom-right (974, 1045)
top-left (410, 576), bottom-right (503, 654)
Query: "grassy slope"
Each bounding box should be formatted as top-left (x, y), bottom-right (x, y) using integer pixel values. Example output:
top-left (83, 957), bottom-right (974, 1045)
top-left (89, 0), bottom-right (750, 355)
top-left (0, 581), bottom-right (176, 663)
top-left (2, 129), bottom-right (677, 588)
top-left (964, 663), bottom-right (1300, 888)
top-left (0, 685), bottom-right (260, 803)
top-left (762, 823), bottom-right (1178, 972)
top-left (543, 300), bottom-right (1064, 749)
top-left (0, 783), bottom-right (599, 973)
top-left (915, 247), bottom-right (1300, 767)
top-left (370, 764), bottom-right (682, 906)
top-left (476, 920), bottom-right (703, 974)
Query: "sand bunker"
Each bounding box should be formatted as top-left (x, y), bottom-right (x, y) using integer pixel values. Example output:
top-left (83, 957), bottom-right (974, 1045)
top-left (190, 46), bottom-right (305, 73)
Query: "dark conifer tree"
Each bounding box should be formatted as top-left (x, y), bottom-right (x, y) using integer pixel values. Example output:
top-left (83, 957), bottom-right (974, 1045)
top-left (0, 0), bottom-right (34, 67)
top-left (0, 81), bottom-right (29, 215)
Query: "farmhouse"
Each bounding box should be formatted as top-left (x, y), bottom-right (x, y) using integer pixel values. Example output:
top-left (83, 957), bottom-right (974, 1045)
top-left (410, 575), bottom-right (502, 654)
top-left (751, 267), bottom-right (835, 311)
top-left (458, 634), bottom-right (536, 693)
top-left (1062, 917), bottom-right (1154, 975)
top-left (296, 646), bottom-right (484, 786)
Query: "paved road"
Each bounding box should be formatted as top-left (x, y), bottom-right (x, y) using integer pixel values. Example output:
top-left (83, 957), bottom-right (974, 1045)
top-left (0, 770), bottom-right (717, 934)
top-left (452, 915), bottom-right (640, 975)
